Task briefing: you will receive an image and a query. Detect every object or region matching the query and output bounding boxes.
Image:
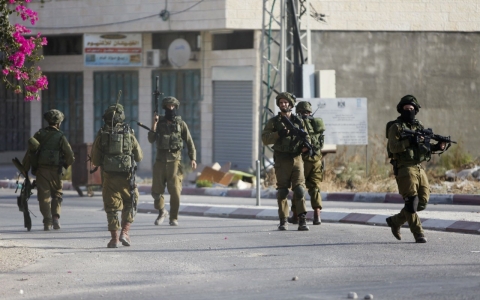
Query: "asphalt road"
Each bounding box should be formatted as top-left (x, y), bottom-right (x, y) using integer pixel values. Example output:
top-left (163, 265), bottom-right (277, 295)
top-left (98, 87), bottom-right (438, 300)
top-left (0, 190), bottom-right (479, 300)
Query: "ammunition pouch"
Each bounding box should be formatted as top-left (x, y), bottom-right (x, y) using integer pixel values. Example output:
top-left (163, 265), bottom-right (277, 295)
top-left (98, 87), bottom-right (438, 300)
top-left (103, 154), bottom-right (132, 173)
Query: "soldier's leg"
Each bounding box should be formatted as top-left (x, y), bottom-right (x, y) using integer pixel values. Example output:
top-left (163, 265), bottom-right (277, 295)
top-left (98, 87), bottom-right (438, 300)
top-left (35, 168), bottom-right (53, 229)
top-left (102, 176), bottom-right (124, 231)
top-left (152, 160), bottom-right (167, 210)
top-left (166, 161), bottom-right (182, 224)
top-left (50, 172), bottom-right (63, 223)
top-left (120, 180), bottom-right (137, 246)
top-left (275, 156), bottom-right (293, 230)
top-left (417, 169), bottom-right (430, 212)
top-left (292, 156), bottom-right (308, 231)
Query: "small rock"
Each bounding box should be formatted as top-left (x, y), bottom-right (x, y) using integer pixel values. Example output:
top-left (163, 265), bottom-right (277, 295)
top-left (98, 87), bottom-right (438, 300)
top-left (364, 294), bottom-right (374, 300)
top-left (292, 276), bottom-right (298, 281)
top-left (348, 292), bottom-right (358, 299)
top-left (19, 290), bottom-right (24, 295)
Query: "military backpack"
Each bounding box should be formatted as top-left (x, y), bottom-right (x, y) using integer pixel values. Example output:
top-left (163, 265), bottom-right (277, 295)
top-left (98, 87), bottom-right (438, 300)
top-left (99, 123), bottom-right (134, 173)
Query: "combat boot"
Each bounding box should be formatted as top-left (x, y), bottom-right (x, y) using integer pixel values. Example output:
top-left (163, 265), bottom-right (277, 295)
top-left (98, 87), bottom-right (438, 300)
top-left (154, 208), bottom-right (169, 225)
top-left (53, 216), bottom-right (61, 230)
top-left (107, 230), bottom-right (120, 248)
top-left (287, 213), bottom-right (298, 224)
top-left (386, 217), bottom-right (401, 240)
top-left (278, 218), bottom-right (288, 231)
top-left (169, 219), bottom-right (179, 226)
top-left (119, 222), bottom-right (131, 246)
top-left (414, 233), bottom-right (427, 243)
top-left (298, 213), bottom-right (309, 231)
top-left (313, 208), bottom-right (321, 225)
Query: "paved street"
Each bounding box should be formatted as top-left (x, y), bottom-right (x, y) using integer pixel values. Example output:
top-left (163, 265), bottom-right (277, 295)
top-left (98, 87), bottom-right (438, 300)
top-left (1, 190), bottom-right (480, 300)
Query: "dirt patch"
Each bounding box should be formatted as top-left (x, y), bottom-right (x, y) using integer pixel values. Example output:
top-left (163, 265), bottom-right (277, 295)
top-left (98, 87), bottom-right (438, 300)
top-left (0, 239), bottom-right (44, 273)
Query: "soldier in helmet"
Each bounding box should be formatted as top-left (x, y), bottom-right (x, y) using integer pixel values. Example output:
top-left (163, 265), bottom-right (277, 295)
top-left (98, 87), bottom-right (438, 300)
top-left (22, 109), bottom-right (75, 231)
top-left (262, 92), bottom-right (310, 231)
top-left (91, 104), bottom-right (143, 248)
top-left (148, 96), bottom-right (197, 226)
top-left (386, 95), bottom-right (445, 243)
top-left (288, 101), bottom-right (325, 226)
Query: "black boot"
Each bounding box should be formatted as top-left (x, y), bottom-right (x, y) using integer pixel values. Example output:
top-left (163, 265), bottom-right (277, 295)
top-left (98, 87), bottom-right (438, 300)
top-left (414, 233), bottom-right (427, 243)
top-left (386, 217), bottom-right (402, 240)
top-left (298, 213), bottom-right (309, 231)
top-left (278, 218), bottom-right (288, 231)
top-left (287, 213), bottom-right (298, 224)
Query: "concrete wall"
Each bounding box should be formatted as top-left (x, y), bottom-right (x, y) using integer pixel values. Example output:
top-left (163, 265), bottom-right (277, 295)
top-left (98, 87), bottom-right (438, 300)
top-left (312, 30), bottom-right (480, 159)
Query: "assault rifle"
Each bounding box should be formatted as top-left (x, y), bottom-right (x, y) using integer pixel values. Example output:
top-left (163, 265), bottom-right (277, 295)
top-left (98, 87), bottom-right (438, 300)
top-left (401, 128), bottom-right (456, 154)
top-left (136, 121), bottom-right (154, 132)
top-left (153, 76), bottom-right (162, 115)
top-left (12, 157), bottom-right (36, 231)
top-left (130, 155), bottom-right (137, 217)
top-left (280, 115), bottom-right (317, 157)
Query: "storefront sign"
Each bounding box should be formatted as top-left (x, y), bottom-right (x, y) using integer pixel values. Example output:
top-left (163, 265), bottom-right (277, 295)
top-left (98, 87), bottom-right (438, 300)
top-left (84, 34), bottom-right (142, 67)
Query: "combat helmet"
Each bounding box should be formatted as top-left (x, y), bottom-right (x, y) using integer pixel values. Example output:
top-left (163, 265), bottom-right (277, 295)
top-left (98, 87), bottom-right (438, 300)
top-left (162, 96), bottom-right (180, 110)
top-left (43, 109), bottom-right (64, 125)
top-left (275, 92), bottom-right (296, 108)
top-left (102, 103), bottom-right (125, 124)
top-left (397, 95), bottom-right (421, 114)
top-left (296, 101), bottom-right (312, 114)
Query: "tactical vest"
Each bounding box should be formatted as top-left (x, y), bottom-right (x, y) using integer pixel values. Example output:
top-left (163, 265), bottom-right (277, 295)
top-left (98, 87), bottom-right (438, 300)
top-left (272, 114), bottom-right (304, 154)
top-left (35, 128), bottom-right (65, 167)
top-left (304, 116), bottom-right (325, 152)
top-left (386, 118), bottom-right (431, 165)
top-left (100, 123), bottom-right (134, 173)
top-left (155, 116), bottom-right (183, 152)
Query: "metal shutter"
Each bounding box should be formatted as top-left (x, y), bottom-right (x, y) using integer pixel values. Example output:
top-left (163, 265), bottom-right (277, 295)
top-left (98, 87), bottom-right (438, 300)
top-left (213, 81), bottom-right (253, 171)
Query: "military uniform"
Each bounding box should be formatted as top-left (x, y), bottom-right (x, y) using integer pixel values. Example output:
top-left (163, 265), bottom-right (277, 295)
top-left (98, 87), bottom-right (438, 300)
top-left (22, 109), bottom-right (74, 231)
top-left (262, 92), bottom-right (309, 231)
top-left (290, 101), bottom-right (325, 225)
top-left (386, 95), bottom-right (443, 243)
top-left (91, 104), bottom-right (143, 248)
top-left (148, 97), bottom-right (196, 226)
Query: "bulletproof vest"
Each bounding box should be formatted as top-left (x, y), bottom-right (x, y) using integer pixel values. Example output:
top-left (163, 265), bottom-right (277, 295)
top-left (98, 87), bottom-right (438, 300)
top-left (272, 114), bottom-right (304, 154)
top-left (386, 118), bottom-right (431, 165)
top-left (155, 116), bottom-right (183, 152)
top-left (304, 116), bottom-right (325, 152)
top-left (100, 123), bottom-right (134, 173)
top-left (35, 128), bottom-right (65, 167)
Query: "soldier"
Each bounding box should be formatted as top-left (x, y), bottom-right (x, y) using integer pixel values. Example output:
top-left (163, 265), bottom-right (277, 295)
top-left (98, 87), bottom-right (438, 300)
top-left (91, 104), bottom-right (143, 248)
top-left (22, 109), bottom-right (75, 231)
top-left (386, 95), bottom-right (445, 243)
top-left (262, 92), bottom-right (310, 231)
top-left (288, 101), bottom-right (325, 226)
top-left (148, 97), bottom-right (197, 226)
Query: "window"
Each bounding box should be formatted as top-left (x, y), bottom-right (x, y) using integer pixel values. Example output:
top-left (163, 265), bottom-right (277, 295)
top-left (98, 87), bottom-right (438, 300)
top-left (43, 35), bottom-right (83, 55)
top-left (212, 31), bottom-right (254, 50)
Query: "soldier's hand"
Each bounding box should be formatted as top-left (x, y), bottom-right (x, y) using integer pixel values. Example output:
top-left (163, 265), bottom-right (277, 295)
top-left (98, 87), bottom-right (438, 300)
top-left (439, 142), bottom-right (446, 150)
top-left (191, 160), bottom-right (197, 170)
top-left (153, 113), bottom-right (159, 123)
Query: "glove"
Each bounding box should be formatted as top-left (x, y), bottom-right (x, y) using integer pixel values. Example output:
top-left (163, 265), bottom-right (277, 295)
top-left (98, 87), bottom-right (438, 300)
top-left (278, 128), bottom-right (288, 138)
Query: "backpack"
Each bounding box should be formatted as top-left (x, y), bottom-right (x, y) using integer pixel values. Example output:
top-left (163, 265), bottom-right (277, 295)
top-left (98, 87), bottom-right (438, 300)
top-left (100, 123), bottom-right (134, 173)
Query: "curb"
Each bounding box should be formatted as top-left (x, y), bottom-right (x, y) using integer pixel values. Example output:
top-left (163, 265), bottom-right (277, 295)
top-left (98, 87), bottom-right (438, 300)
top-left (137, 203), bottom-right (480, 236)
top-left (1, 179), bottom-right (479, 206)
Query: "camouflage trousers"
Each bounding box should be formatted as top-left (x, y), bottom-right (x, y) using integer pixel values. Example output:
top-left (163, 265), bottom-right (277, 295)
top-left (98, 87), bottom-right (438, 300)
top-left (35, 166), bottom-right (63, 226)
top-left (151, 160), bottom-right (183, 221)
top-left (390, 165), bottom-right (430, 235)
top-left (291, 158), bottom-right (323, 214)
top-left (102, 171), bottom-right (138, 231)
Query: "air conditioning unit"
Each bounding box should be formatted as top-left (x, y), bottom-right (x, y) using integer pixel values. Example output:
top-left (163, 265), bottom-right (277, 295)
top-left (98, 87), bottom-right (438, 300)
top-left (159, 49), bottom-right (169, 66)
top-left (144, 49), bottom-right (160, 67)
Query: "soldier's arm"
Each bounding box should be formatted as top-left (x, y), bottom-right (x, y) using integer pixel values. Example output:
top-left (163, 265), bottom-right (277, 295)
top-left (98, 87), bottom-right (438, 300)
top-left (91, 135), bottom-right (103, 167)
top-left (262, 119), bottom-right (280, 145)
top-left (132, 136), bottom-right (143, 162)
top-left (61, 137), bottom-right (75, 166)
top-left (181, 122), bottom-right (196, 161)
top-left (387, 123), bottom-right (411, 154)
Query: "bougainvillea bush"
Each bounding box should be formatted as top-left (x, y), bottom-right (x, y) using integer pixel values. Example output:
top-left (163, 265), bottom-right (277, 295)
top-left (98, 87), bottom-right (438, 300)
top-left (1, 0), bottom-right (47, 101)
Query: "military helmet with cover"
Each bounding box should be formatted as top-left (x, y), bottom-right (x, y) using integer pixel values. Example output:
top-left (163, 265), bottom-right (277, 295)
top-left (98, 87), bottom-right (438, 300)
top-left (103, 103), bottom-right (125, 124)
top-left (275, 92), bottom-right (296, 108)
top-left (162, 96), bottom-right (180, 110)
top-left (397, 95), bottom-right (421, 114)
top-left (43, 109), bottom-right (64, 124)
top-left (296, 101), bottom-right (313, 114)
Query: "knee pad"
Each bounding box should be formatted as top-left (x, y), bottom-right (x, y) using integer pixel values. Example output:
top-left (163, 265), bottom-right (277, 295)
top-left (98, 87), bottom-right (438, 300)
top-left (404, 195), bottom-right (419, 213)
top-left (277, 188), bottom-right (289, 200)
top-left (292, 185), bottom-right (305, 199)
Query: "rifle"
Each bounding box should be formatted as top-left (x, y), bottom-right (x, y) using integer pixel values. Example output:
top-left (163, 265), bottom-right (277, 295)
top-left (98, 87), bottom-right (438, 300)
top-left (12, 157), bottom-right (36, 231)
top-left (153, 76), bottom-right (162, 115)
top-left (401, 128), bottom-right (456, 154)
top-left (130, 154), bottom-right (137, 217)
top-left (280, 114), bottom-right (317, 157)
top-left (136, 121), bottom-right (154, 132)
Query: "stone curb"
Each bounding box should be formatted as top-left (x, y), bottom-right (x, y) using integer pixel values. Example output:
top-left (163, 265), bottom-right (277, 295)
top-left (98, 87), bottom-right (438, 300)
top-left (137, 203), bottom-right (480, 236)
top-left (1, 179), bottom-right (479, 206)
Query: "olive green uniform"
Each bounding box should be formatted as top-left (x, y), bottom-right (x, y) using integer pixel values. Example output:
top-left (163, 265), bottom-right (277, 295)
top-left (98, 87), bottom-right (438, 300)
top-left (22, 126), bottom-right (74, 227)
top-left (91, 124), bottom-right (143, 231)
top-left (148, 116), bottom-right (196, 222)
top-left (291, 117), bottom-right (325, 212)
top-left (262, 113), bottom-right (308, 219)
top-left (387, 118), bottom-right (430, 236)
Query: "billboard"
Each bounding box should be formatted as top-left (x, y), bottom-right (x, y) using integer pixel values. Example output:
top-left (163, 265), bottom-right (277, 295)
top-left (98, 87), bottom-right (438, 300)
top-left (84, 33), bottom-right (142, 67)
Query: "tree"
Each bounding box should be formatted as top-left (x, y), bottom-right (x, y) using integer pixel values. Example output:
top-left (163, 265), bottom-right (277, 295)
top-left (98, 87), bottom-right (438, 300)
top-left (1, 0), bottom-right (47, 101)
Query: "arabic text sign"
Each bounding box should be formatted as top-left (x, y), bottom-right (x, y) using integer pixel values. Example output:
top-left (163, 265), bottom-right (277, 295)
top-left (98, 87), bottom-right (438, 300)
top-left (84, 34), bottom-right (142, 67)
top-left (301, 98), bottom-right (368, 145)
